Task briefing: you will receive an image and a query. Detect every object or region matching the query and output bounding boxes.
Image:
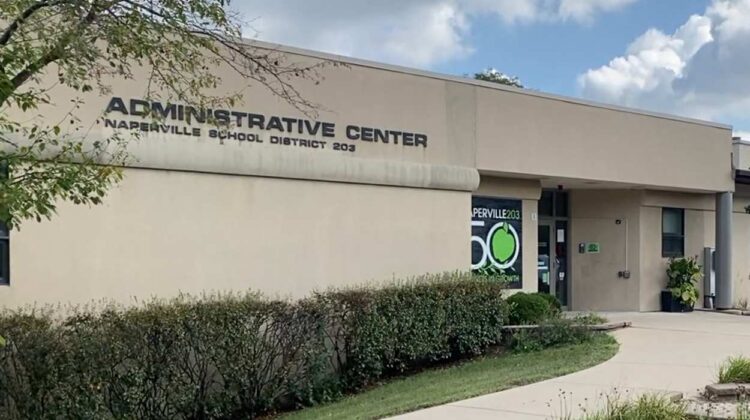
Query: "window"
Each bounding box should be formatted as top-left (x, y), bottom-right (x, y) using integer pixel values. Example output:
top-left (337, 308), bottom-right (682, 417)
top-left (662, 208), bottom-right (684, 258)
top-left (554, 192), bottom-right (569, 217)
top-left (539, 190), bottom-right (569, 218)
top-left (539, 191), bottom-right (554, 217)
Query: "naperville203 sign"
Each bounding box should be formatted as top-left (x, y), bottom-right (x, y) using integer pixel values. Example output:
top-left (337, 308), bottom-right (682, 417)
top-left (471, 197), bottom-right (522, 288)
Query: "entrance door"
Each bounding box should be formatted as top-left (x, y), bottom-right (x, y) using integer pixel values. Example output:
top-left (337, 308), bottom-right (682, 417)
top-left (537, 221), bottom-right (569, 307)
top-left (537, 223), bottom-right (553, 295)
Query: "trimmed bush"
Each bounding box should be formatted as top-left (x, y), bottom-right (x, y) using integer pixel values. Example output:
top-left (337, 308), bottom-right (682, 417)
top-left (0, 273), bottom-right (509, 418)
top-left (0, 297), bottom-right (333, 419)
top-left (532, 292), bottom-right (561, 313)
top-left (323, 276), bottom-right (509, 389)
top-left (507, 292), bottom-right (552, 325)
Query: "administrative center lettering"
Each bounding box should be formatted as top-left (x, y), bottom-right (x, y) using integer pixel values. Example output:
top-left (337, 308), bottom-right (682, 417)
top-left (103, 97), bottom-right (429, 152)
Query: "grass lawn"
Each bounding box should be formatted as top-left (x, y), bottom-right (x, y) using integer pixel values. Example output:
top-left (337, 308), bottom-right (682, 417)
top-left (282, 334), bottom-right (619, 420)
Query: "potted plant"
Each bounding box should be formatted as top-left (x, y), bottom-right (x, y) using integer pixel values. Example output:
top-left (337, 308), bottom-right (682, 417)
top-left (661, 256), bottom-right (702, 312)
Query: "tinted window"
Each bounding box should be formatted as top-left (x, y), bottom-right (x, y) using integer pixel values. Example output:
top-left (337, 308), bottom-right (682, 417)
top-left (662, 208), bottom-right (684, 258)
top-left (539, 191), bottom-right (553, 217)
top-left (555, 192), bottom-right (569, 217)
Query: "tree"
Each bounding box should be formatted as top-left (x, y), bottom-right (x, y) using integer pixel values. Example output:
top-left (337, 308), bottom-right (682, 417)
top-left (473, 68), bottom-right (523, 88)
top-left (0, 0), bottom-right (329, 228)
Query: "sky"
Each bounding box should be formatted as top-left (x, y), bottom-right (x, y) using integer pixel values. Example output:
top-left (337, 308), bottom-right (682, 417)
top-left (235, 0), bottom-right (750, 136)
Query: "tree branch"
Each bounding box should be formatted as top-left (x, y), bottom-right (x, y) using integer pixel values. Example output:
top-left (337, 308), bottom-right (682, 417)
top-left (0, 0), bottom-right (63, 47)
top-left (8, 2), bottom-right (99, 92)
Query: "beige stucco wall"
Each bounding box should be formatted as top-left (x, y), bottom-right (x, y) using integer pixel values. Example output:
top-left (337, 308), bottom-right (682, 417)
top-left (569, 189), bottom-right (716, 312)
top-left (475, 177), bottom-right (541, 292)
top-left (733, 189), bottom-right (750, 306)
top-left (569, 190), bottom-right (641, 311)
top-left (0, 40), bottom-right (738, 309)
top-left (7, 47), bottom-right (482, 194)
top-left (734, 141), bottom-right (750, 171)
top-left (733, 212), bottom-right (750, 306)
top-left (5, 42), bottom-right (732, 195)
top-left (0, 168), bottom-right (471, 307)
top-left (639, 191), bottom-right (715, 311)
top-left (473, 93), bottom-right (732, 193)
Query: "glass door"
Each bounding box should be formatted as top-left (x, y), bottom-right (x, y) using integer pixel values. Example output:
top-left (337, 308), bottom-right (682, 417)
top-left (538, 221), bottom-right (569, 307)
top-left (537, 223), bottom-right (553, 295)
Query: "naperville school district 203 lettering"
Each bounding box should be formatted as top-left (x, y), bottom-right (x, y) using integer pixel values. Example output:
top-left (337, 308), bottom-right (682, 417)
top-left (102, 97), bottom-right (429, 153)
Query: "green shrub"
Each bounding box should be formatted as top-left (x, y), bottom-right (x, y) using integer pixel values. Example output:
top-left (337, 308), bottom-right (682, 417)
top-left (0, 273), bottom-right (509, 418)
top-left (510, 317), bottom-right (596, 352)
top-left (666, 256), bottom-right (702, 307)
top-left (718, 356), bottom-right (750, 384)
top-left (0, 297), bottom-right (334, 419)
top-left (531, 292), bottom-right (561, 313)
top-left (507, 292), bottom-right (553, 325)
top-left (319, 274), bottom-right (509, 389)
top-left (0, 310), bottom-right (73, 419)
top-left (574, 312), bottom-right (608, 325)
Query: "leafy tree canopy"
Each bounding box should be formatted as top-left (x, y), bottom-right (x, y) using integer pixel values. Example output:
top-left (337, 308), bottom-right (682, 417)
top-left (0, 0), bottom-right (327, 228)
top-left (474, 68), bottom-right (523, 88)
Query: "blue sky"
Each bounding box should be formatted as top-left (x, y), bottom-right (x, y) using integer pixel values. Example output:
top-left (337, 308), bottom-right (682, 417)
top-left (237, 0), bottom-right (750, 135)
top-left (433, 0), bottom-right (709, 96)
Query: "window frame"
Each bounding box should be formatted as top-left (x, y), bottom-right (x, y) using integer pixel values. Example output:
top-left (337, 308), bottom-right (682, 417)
top-left (661, 207), bottom-right (685, 258)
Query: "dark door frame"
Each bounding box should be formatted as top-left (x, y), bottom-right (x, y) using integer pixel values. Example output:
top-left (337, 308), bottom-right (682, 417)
top-left (539, 189), bottom-right (571, 308)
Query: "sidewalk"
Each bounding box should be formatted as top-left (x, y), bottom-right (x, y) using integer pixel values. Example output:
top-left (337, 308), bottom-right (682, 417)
top-left (393, 311), bottom-right (750, 419)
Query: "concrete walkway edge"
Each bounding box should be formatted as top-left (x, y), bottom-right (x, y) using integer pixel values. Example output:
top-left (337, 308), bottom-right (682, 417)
top-left (393, 312), bottom-right (750, 420)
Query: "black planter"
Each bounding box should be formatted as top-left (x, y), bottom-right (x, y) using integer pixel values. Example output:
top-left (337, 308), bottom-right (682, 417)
top-left (661, 290), bottom-right (694, 312)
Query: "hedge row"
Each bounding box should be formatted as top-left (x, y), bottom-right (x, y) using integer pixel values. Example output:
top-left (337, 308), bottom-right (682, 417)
top-left (0, 273), bottom-right (509, 419)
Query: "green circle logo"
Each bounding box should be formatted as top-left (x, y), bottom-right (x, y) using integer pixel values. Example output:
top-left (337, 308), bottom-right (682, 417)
top-left (489, 223), bottom-right (518, 266)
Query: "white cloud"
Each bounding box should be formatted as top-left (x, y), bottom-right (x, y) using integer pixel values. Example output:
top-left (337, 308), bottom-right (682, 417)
top-left (236, 0), bottom-right (637, 68)
top-left (579, 0), bottom-right (750, 130)
top-left (462, 0), bottom-right (636, 24)
top-left (558, 0), bottom-right (637, 23)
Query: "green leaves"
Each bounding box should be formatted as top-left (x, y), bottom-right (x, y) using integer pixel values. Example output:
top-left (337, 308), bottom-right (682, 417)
top-left (0, 123), bottom-right (128, 228)
top-left (323, 273), bottom-right (509, 390)
top-left (474, 68), bottom-right (524, 88)
top-left (666, 256), bottom-right (702, 306)
top-left (0, 274), bottom-right (510, 418)
top-left (507, 292), bottom-right (554, 325)
top-left (1, 0), bottom-right (331, 229)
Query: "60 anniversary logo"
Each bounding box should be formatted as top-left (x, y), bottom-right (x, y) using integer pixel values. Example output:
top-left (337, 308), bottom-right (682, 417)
top-left (471, 197), bottom-right (523, 286)
top-left (471, 220), bottom-right (520, 270)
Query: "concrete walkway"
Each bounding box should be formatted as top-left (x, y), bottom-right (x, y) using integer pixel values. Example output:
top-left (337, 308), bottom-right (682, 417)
top-left (394, 311), bottom-right (750, 420)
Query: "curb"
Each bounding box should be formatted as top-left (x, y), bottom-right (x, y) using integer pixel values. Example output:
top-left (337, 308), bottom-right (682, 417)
top-left (705, 383), bottom-right (750, 398)
top-left (695, 308), bottom-right (750, 316)
top-left (501, 321), bottom-right (631, 332)
top-left (684, 383), bottom-right (750, 419)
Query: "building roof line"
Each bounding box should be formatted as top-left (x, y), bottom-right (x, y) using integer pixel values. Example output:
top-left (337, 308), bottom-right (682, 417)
top-left (249, 40), bottom-right (733, 131)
